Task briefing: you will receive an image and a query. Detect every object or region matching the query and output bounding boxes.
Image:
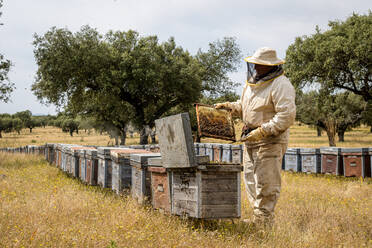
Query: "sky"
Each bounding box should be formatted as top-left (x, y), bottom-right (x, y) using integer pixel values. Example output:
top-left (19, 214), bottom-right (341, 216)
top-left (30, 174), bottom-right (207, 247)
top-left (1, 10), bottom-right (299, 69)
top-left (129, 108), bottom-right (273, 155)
top-left (0, 0), bottom-right (370, 115)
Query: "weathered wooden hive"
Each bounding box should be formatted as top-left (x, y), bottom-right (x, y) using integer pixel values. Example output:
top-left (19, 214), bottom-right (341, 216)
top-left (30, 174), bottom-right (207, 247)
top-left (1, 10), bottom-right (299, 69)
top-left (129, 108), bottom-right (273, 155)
top-left (320, 147), bottom-right (343, 175)
top-left (110, 149), bottom-right (151, 194)
top-left (130, 153), bottom-right (162, 203)
top-left (97, 147), bottom-right (128, 188)
top-left (155, 113), bottom-right (243, 219)
top-left (78, 150), bottom-right (87, 181)
top-left (85, 149), bottom-right (99, 185)
top-left (284, 148), bottom-right (301, 172)
top-left (147, 155), bottom-right (211, 214)
top-left (300, 148), bottom-right (321, 173)
top-left (341, 148), bottom-right (370, 178)
top-left (68, 147), bottom-right (92, 178)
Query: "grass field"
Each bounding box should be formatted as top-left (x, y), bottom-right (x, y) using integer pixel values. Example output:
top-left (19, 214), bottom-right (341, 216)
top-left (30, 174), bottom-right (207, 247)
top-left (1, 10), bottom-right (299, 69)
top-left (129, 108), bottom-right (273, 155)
top-left (0, 123), bottom-right (371, 148)
top-left (0, 153), bottom-right (371, 247)
top-left (0, 125), bottom-right (371, 247)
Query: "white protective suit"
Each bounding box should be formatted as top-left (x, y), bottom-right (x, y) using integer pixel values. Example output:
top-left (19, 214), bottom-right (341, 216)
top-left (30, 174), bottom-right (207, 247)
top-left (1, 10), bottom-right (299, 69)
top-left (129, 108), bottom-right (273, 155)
top-left (222, 73), bottom-right (296, 222)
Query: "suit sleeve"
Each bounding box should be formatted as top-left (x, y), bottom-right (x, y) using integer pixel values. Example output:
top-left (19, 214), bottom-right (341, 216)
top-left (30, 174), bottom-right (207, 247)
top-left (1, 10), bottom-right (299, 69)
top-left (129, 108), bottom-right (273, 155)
top-left (261, 77), bottom-right (296, 136)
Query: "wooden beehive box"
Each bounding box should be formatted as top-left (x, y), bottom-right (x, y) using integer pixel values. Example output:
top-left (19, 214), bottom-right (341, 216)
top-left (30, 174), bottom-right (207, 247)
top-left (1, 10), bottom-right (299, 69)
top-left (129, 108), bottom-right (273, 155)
top-left (341, 148), bottom-right (370, 178)
top-left (97, 147), bottom-right (129, 188)
top-left (110, 149), bottom-right (150, 194)
top-left (198, 143), bottom-right (206, 156)
top-left (284, 148), bottom-right (301, 172)
top-left (86, 149), bottom-right (98, 185)
top-left (300, 148), bottom-right (321, 173)
top-left (170, 164), bottom-right (242, 219)
top-left (205, 144), bottom-right (214, 161)
top-left (155, 113), bottom-right (196, 168)
top-left (78, 150), bottom-right (87, 181)
top-left (147, 155), bottom-right (211, 214)
top-left (69, 147), bottom-right (88, 178)
top-left (212, 144), bottom-right (222, 162)
top-left (147, 157), bottom-right (171, 214)
top-left (320, 147), bottom-right (343, 175)
top-left (221, 144), bottom-right (232, 163)
top-left (130, 153), bottom-right (162, 203)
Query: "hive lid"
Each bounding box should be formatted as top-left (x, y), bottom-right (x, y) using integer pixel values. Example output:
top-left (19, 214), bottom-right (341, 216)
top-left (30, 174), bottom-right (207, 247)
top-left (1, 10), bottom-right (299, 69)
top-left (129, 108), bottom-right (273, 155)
top-left (286, 148), bottom-right (300, 154)
top-left (155, 113), bottom-right (197, 168)
top-left (110, 149), bottom-right (150, 158)
top-left (231, 144), bottom-right (243, 150)
top-left (319, 147), bottom-right (341, 155)
top-left (340, 148), bottom-right (368, 154)
top-left (85, 149), bottom-right (98, 156)
top-left (128, 145), bottom-right (146, 149)
top-left (148, 157), bottom-right (162, 166)
top-left (205, 143), bottom-right (213, 148)
top-left (130, 153), bottom-right (161, 164)
top-left (147, 155), bottom-right (210, 167)
top-left (300, 148), bottom-right (320, 154)
top-left (97, 147), bottom-right (128, 156)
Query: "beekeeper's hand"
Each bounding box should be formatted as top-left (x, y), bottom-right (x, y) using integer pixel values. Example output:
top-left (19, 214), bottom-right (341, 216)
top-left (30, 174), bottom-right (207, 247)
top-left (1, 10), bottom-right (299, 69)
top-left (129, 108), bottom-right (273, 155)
top-left (214, 103), bottom-right (231, 110)
top-left (242, 127), bottom-right (268, 142)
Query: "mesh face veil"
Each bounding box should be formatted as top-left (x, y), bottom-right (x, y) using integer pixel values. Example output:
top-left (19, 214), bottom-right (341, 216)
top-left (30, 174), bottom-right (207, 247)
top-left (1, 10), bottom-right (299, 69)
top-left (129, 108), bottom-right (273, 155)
top-left (246, 62), bottom-right (257, 83)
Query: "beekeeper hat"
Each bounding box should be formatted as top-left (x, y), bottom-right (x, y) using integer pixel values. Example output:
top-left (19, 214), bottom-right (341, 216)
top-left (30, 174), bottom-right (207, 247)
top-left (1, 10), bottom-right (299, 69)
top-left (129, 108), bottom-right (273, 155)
top-left (244, 47), bottom-right (285, 66)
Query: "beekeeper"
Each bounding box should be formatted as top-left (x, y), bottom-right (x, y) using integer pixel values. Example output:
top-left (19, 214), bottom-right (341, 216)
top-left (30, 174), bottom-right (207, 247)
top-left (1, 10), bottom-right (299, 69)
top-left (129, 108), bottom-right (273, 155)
top-left (215, 47), bottom-right (296, 226)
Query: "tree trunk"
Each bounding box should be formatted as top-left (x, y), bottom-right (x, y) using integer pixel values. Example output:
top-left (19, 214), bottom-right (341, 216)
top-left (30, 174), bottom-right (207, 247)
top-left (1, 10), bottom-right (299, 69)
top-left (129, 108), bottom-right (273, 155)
top-left (370, 126), bottom-right (372, 133)
top-left (69, 129), bottom-right (73, 137)
top-left (29, 127), bottom-right (32, 133)
top-left (114, 136), bottom-right (119, 146)
top-left (0, 131), bottom-right (2, 138)
top-left (76, 128), bottom-right (79, 134)
top-left (338, 131), bottom-right (345, 142)
top-left (139, 127), bottom-right (149, 145)
top-left (150, 130), bottom-right (156, 144)
top-left (324, 120), bottom-right (337, 146)
top-left (120, 132), bottom-right (126, 146)
top-left (317, 126), bottom-right (322, 137)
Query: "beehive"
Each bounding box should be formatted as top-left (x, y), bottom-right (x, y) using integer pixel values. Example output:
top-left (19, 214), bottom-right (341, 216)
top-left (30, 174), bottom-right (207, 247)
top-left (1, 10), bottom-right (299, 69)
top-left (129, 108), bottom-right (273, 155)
top-left (205, 144), bottom-right (214, 161)
top-left (198, 143), bottom-right (206, 156)
top-left (97, 147), bottom-right (128, 188)
top-left (231, 145), bottom-right (243, 164)
top-left (284, 148), bottom-right (301, 172)
top-left (320, 147), bottom-right (343, 175)
top-left (86, 149), bottom-right (98, 185)
top-left (78, 150), bottom-right (87, 181)
top-left (221, 144), bottom-right (232, 163)
top-left (68, 147), bottom-right (90, 178)
top-left (194, 143), bottom-right (199, 156)
top-left (130, 153), bottom-right (162, 203)
top-left (110, 149), bottom-right (150, 194)
top-left (212, 144), bottom-right (222, 162)
top-left (147, 155), bottom-right (211, 214)
top-left (341, 148), bottom-right (370, 178)
top-left (300, 148), bottom-right (321, 173)
top-left (147, 157), bottom-right (171, 213)
top-left (170, 164), bottom-right (242, 219)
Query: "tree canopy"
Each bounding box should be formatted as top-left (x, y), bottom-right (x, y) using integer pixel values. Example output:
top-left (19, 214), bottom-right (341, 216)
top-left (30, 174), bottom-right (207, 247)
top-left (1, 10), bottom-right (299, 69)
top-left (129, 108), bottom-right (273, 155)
top-left (296, 89), bottom-right (366, 146)
top-left (32, 26), bottom-right (241, 144)
top-left (285, 12), bottom-right (372, 102)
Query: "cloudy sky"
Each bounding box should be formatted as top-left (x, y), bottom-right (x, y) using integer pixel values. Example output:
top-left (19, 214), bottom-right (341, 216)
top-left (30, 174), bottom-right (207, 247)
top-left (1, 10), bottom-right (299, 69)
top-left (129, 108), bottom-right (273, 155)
top-left (0, 0), bottom-right (370, 115)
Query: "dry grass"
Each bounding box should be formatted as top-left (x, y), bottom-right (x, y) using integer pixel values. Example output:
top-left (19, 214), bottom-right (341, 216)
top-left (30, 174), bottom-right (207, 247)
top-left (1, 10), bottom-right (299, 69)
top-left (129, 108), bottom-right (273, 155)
top-left (0, 153), bottom-right (371, 247)
top-left (0, 127), bottom-right (141, 148)
top-left (0, 123), bottom-right (371, 148)
top-left (0, 125), bottom-right (371, 247)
